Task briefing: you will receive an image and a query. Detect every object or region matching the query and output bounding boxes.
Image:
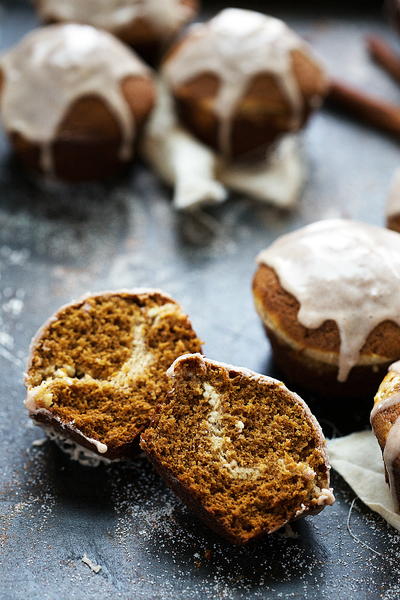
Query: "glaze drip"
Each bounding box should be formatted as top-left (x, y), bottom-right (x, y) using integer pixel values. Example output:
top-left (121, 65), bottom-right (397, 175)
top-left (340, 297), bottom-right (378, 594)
top-left (258, 219), bottom-right (400, 381)
top-left (0, 24), bottom-right (149, 173)
top-left (163, 8), bottom-right (319, 157)
top-left (37, 0), bottom-right (193, 37)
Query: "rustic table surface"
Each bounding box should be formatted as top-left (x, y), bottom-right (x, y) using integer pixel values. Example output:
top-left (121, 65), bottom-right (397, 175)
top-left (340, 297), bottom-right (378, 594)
top-left (1, 1), bottom-right (399, 599)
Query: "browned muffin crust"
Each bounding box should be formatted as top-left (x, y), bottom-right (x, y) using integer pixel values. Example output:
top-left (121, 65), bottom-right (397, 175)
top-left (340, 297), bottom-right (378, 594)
top-left (253, 263), bottom-right (400, 398)
top-left (0, 73), bottom-right (155, 181)
top-left (141, 354), bottom-right (333, 544)
top-left (25, 290), bottom-right (202, 459)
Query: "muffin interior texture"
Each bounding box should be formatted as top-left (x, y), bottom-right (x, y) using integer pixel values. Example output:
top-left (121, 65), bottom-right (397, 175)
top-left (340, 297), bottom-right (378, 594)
top-left (142, 356), bottom-right (330, 542)
top-left (26, 293), bottom-right (202, 449)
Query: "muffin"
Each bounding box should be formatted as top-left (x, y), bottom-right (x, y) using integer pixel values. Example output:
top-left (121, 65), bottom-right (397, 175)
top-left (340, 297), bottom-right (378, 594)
top-left (35, 0), bottom-right (198, 60)
top-left (371, 362), bottom-right (400, 511)
top-left (386, 168), bottom-right (400, 233)
top-left (0, 24), bottom-right (155, 181)
top-left (162, 8), bottom-right (328, 160)
top-left (253, 219), bottom-right (400, 399)
top-left (141, 353), bottom-right (334, 544)
top-left (25, 290), bottom-right (202, 462)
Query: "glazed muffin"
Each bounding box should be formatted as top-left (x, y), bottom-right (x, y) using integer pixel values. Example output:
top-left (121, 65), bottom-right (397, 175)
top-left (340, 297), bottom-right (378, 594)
top-left (162, 8), bottom-right (328, 160)
top-left (371, 362), bottom-right (400, 511)
top-left (386, 168), bottom-right (400, 233)
top-left (35, 0), bottom-right (198, 60)
top-left (141, 354), bottom-right (334, 544)
top-left (25, 290), bottom-right (202, 462)
top-left (0, 24), bottom-right (155, 181)
top-left (253, 219), bottom-right (400, 399)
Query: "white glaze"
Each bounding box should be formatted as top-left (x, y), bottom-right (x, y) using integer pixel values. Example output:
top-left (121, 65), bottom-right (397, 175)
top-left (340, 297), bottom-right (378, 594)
top-left (383, 416), bottom-right (400, 511)
top-left (258, 219), bottom-right (400, 382)
top-left (386, 167), bottom-right (400, 219)
top-left (371, 391), bottom-right (400, 422)
top-left (37, 0), bottom-right (194, 38)
top-left (28, 409), bottom-right (110, 462)
top-left (163, 8), bottom-right (322, 156)
top-left (390, 360), bottom-right (400, 374)
top-left (0, 24), bottom-right (149, 173)
top-left (371, 367), bottom-right (400, 509)
top-left (44, 425), bottom-right (114, 466)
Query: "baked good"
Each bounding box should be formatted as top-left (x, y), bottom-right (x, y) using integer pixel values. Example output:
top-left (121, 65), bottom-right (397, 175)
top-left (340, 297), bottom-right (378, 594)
top-left (371, 361), bottom-right (400, 511)
top-left (253, 219), bottom-right (400, 399)
top-left (24, 290), bottom-right (202, 462)
top-left (386, 168), bottom-right (400, 233)
top-left (140, 353), bottom-right (334, 544)
top-left (0, 24), bottom-right (155, 181)
top-left (35, 0), bottom-right (198, 60)
top-left (162, 8), bottom-right (328, 160)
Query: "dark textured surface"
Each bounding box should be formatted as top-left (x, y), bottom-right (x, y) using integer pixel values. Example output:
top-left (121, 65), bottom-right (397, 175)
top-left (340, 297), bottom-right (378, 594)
top-left (1, 1), bottom-right (400, 599)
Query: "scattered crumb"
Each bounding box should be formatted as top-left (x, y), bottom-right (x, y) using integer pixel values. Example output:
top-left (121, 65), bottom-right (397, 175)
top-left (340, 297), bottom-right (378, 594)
top-left (81, 553), bottom-right (102, 574)
top-left (31, 438), bottom-right (47, 447)
top-left (280, 524), bottom-right (299, 539)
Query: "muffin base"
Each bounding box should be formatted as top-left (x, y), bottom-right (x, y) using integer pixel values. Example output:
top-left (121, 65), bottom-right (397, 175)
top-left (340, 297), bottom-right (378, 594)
top-left (266, 324), bottom-right (389, 400)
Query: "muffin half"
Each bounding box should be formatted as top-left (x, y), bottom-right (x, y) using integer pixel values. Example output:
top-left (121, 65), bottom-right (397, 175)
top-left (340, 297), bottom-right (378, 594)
top-left (141, 354), bottom-right (334, 544)
top-left (25, 290), bottom-right (202, 462)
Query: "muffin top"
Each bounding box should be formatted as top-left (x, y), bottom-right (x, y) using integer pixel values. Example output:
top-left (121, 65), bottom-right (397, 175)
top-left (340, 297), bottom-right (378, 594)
top-left (0, 24), bottom-right (150, 171)
top-left (257, 219), bottom-right (400, 381)
top-left (37, 0), bottom-right (195, 38)
top-left (163, 8), bottom-right (326, 156)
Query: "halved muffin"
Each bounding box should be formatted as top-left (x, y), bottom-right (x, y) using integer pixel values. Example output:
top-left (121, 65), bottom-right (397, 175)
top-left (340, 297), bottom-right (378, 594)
top-left (141, 354), bottom-right (334, 544)
top-left (25, 290), bottom-right (202, 462)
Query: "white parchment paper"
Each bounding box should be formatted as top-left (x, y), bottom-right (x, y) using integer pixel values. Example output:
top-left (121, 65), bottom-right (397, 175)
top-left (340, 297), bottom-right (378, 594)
top-left (327, 431), bottom-right (400, 531)
top-left (141, 81), bottom-right (305, 211)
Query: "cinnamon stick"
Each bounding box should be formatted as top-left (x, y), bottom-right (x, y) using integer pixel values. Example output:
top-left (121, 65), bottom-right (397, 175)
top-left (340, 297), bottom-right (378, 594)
top-left (327, 79), bottom-right (400, 137)
top-left (366, 34), bottom-right (400, 84)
